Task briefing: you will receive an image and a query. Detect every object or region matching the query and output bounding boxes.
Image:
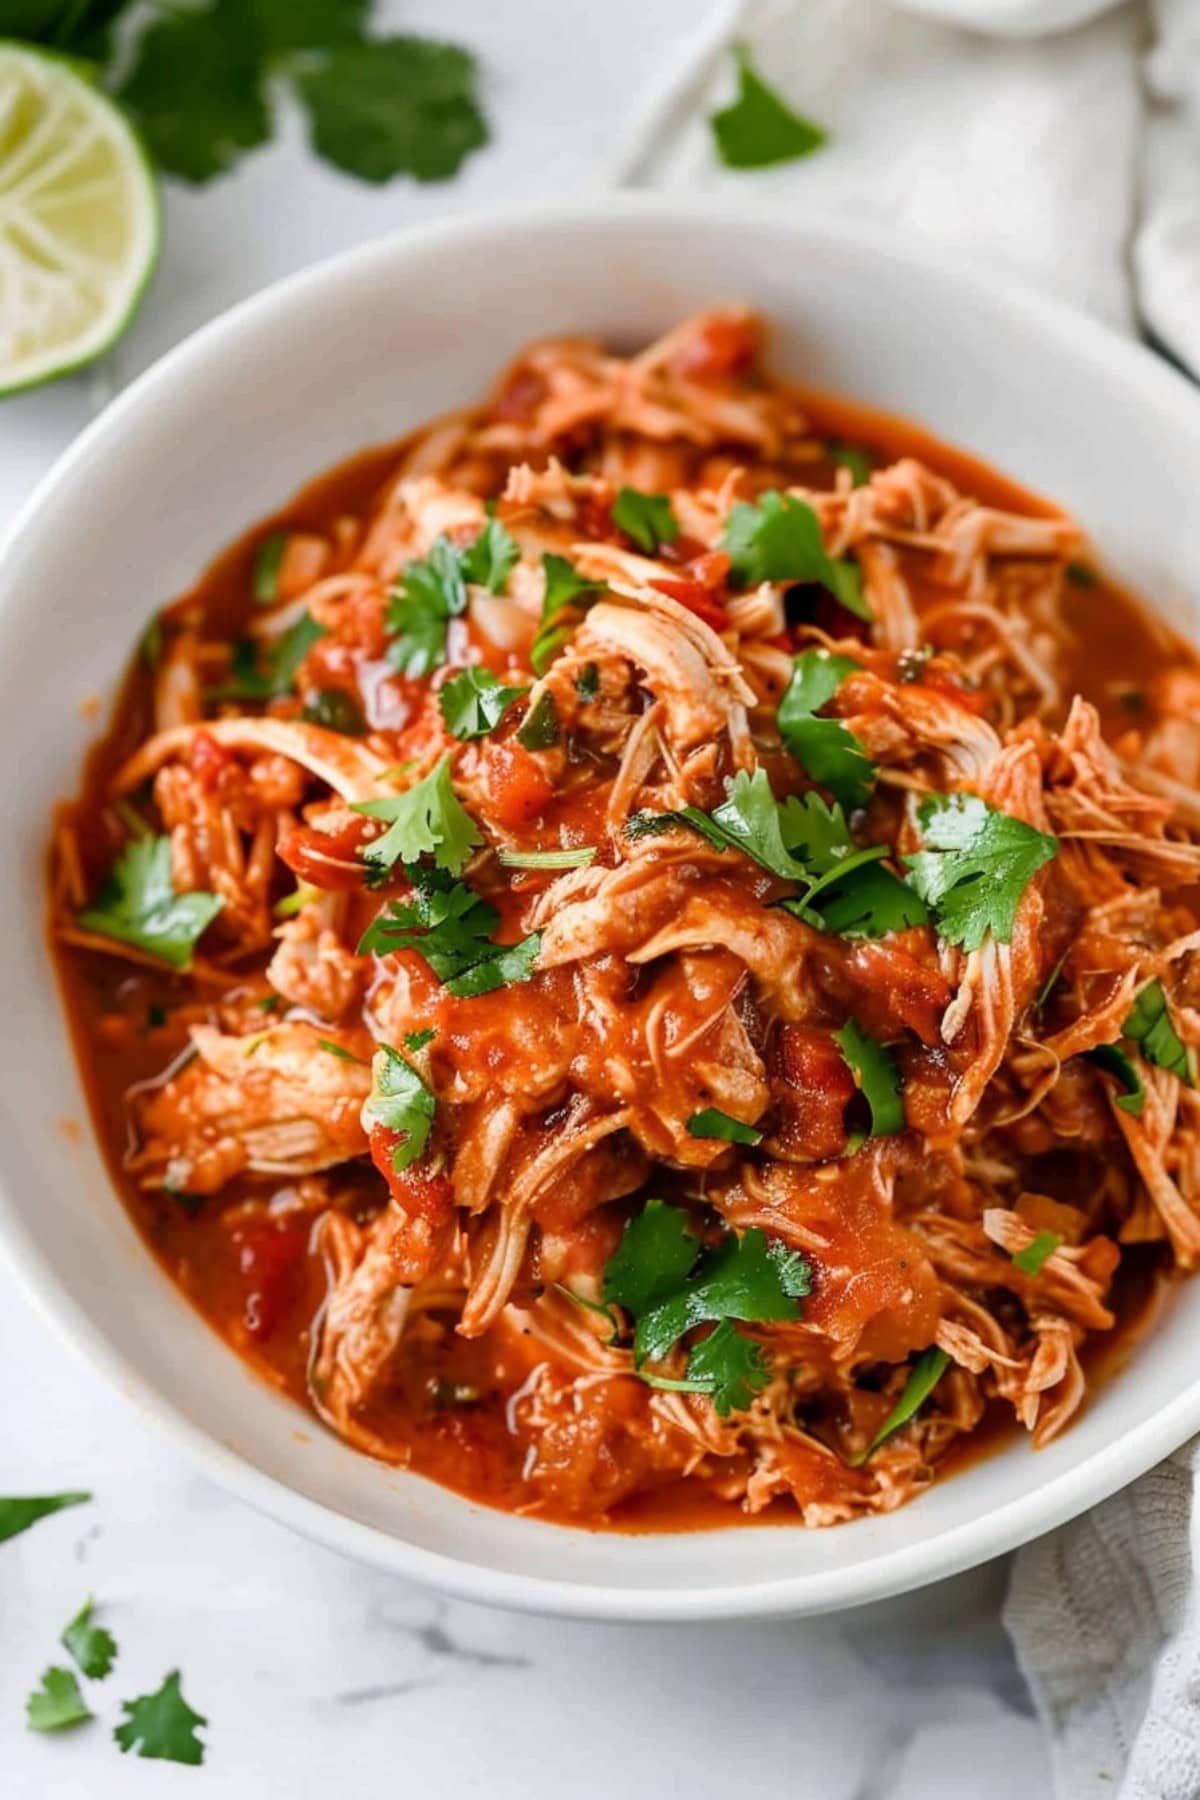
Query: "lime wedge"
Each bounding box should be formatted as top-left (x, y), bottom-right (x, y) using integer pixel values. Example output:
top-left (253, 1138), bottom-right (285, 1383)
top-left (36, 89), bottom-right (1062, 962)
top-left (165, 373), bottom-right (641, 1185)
top-left (0, 43), bottom-right (159, 396)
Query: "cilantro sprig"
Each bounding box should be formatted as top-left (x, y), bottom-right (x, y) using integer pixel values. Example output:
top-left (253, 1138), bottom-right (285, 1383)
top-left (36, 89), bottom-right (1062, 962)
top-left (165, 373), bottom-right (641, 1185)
top-left (387, 522), bottom-right (521, 679)
top-left (80, 838), bottom-right (224, 970)
top-left (354, 753), bottom-right (483, 878)
top-left (363, 1045), bottom-right (436, 1172)
top-left (32, 1), bottom-right (491, 190)
top-left (207, 610), bottom-right (328, 703)
top-left (601, 1202), bottom-right (811, 1416)
top-left (612, 487), bottom-right (679, 555)
top-left (709, 44), bottom-right (827, 171)
top-left (439, 667), bottom-right (528, 740)
top-left (903, 793), bottom-right (1058, 952)
top-left (531, 555), bottom-right (607, 675)
top-left (26, 1667), bottom-right (91, 1733)
top-left (777, 649), bottom-right (876, 811)
top-left (721, 490), bottom-right (869, 621)
top-left (687, 1108), bottom-right (763, 1145)
top-left (358, 866), bottom-right (540, 998)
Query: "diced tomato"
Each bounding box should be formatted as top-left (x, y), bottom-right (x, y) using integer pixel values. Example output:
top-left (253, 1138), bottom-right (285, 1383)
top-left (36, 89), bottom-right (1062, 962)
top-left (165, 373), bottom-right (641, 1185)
top-left (230, 1216), bottom-right (311, 1343)
top-left (475, 741), bottom-right (556, 829)
top-left (772, 1026), bottom-right (857, 1162)
top-left (278, 813), bottom-right (372, 889)
top-left (650, 577), bottom-right (728, 633)
top-left (368, 1126), bottom-right (455, 1225)
top-left (669, 314), bottom-right (762, 383)
top-left (190, 730), bottom-right (233, 792)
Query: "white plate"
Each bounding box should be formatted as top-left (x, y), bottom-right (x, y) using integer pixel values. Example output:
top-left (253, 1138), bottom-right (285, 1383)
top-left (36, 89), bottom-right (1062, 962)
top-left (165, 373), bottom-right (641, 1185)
top-left (2, 197), bottom-right (1199, 1621)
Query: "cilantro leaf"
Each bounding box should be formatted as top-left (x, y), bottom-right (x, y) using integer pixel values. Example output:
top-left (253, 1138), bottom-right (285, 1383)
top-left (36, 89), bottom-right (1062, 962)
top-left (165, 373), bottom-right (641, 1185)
top-left (1082, 1042), bottom-right (1146, 1117)
top-left (247, 0), bottom-right (369, 56)
top-left (295, 35), bottom-right (488, 184)
top-left (516, 691), bottom-right (560, 751)
top-left (354, 753), bottom-right (483, 877)
top-left (61, 1596), bottom-right (117, 1681)
top-left (117, 0), bottom-right (270, 183)
top-left (612, 487), bottom-right (679, 555)
top-left (386, 538), bottom-right (468, 678)
top-left (852, 1346), bottom-right (950, 1464)
top-left (684, 1320), bottom-right (771, 1415)
top-left (0, 1491), bottom-right (90, 1542)
top-left (438, 667), bottom-right (527, 740)
top-left (835, 1019), bottom-right (905, 1138)
top-left (459, 518), bottom-right (520, 593)
top-left (829, 444), bottom-right (871, 487)
top-left (801, 862), bottom-right (929, 940)
top-left (403, 1027), bottom-right (435, 1053)
top-left (363, 1046), bottom-right (436, 1172)
top-left (301, 687), bottom-right (366, 735)
top-left (705, 767), bottom-right (812, 879)
top-left (1125, 980), bottom-right (1194, 1086)
top-left (603, 1200), bottom-right (701, 1318)
top-left (80, 838), bottom-right (224, 970)
top-left (114, 1670), bottom-right (207, 1766)
top-left (709, 44), bottom-right (827, 170)
top-left (208, 611), bottom-right (328, 702)
top-left (531, 555), bottom-right (606, 674)
top-left (26, 1666), bottom-right (91, 1733)
top-left (687, 1107), bottom-right (763, 1145)
top-left (358, 866), bottom-right (540, 998)
top-left (270, 611), bottom-right (327, 696)
top-left (635, 1227), bottom-right (810, 1365)
top-left (778, 649), bottom-right (876, 810)
top-left (1011, 1230), bottom-right (1062, 1276)
top-left (721, 491), bottom-right (868, 620)
top-left (902, 793), bottom-right (1059, 952)
top-left (252, 531), bottom-right (287, 602)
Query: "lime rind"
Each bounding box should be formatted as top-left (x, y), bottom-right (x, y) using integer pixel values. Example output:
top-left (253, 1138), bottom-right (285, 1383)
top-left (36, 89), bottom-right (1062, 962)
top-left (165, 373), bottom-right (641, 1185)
top-left (0, 40), bottom-right (161, 397)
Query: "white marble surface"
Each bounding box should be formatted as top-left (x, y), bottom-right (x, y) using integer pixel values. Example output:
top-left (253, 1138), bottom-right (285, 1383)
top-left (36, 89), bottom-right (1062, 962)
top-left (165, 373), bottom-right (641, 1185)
top-left (6, 0), bottom-right (1172, 1790)
top-left (2, 1275), bottom-right (1050, 1797)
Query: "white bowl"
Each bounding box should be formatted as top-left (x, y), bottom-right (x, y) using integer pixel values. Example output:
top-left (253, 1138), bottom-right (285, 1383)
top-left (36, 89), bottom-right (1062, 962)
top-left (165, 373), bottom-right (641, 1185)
top-left (3, 198), bottom-right (1200, 1621)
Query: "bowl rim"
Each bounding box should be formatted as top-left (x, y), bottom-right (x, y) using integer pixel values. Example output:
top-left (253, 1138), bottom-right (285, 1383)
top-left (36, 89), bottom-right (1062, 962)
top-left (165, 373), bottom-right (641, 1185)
top-left (6, 191), bottom-right (1200, 1622)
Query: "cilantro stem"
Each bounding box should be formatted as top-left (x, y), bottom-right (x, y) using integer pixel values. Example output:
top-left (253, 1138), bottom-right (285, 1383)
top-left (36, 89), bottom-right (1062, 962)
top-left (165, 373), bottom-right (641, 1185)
top-left (798, 841), bottom-right (889, 912)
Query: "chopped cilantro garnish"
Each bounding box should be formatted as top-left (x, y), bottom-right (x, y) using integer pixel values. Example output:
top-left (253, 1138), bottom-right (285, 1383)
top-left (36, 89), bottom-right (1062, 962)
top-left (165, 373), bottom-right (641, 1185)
top-left (1065, 561), bottom-right (1098, 588)
top-left (801, 860), bottom-right (929, 940)
top-left (316, 1038), bottom-right (365, 1064)
top-left (1083, 1042), bottom-right (1146, 1117)
top-left (829, 444), bottom-right (871, 487)
top-left (709, 44), bottom-right (827, 170)
top-left (721, 490), bottom-right (868, 620)
top-left (118, 6), bottom-right (486, 189)
top-left (687, 1107), bottom-right (763, 1145)
top-left (516, 691), bottom-right (560, 751)
top-left (612, 487), bottom-right (679, 555)
top-left (386, 537), bottom-right (467, 678)
top-left (903, 793), bottom-right (1059, 952)
top-left (358, 865), bottom-right (540, 998)
top-left (403, 1028), bottom-right (436, 1053)
top-left (354, 753), bottom-right (483, 877)
top-left (252, 531), bottom-right (287, 603)
top-left (363, 1045), bottom-right (436, 1171)
top-left (604, 1200), bottom-right (701, 1317)
top-left (852, 1346), bottom-right (951, 1464)
top-left (531, 555), bottom-right (606, 674)
top-left (274, 881), bottom-right (320, 920)
top-left (1125, 980), bottom-right (1194, 1086)
top-left (625, 767), bottom-right (822, 881)
top-left (576, 662), bottom-right (600, 702)
top-left (114, 1670), bottom-right (207, 1766)
top-left (61, 1596), bottom-right (117, 1681)
top-left (835, 1019), bottom-right (905, 1139)
top-left (459, 517), bottom-right (520, 593)
top-left (139, 616), bottom-right (164, 669)
top-left (300, 687), bottom-right (366, 735)
top-left (439, 666), bottom-right (527, 740)
top-left (1012, 1231), bottom-right (1062, 1277)
top-left (26, 1666), bottom-right (91, 1732)
top-left (80, 838), bottom-right (223, 971)
top-left (601, 1203), bottom-right (813, 1414)
top-left (777, 649), bottom-right (876, 810)
top-left (209, 611), bottom-right (328, 702)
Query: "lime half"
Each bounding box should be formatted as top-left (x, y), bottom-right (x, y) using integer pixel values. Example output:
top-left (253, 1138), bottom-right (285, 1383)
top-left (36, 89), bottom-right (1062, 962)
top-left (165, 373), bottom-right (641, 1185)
top-left (0, 43), bottom-right (159, 396)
